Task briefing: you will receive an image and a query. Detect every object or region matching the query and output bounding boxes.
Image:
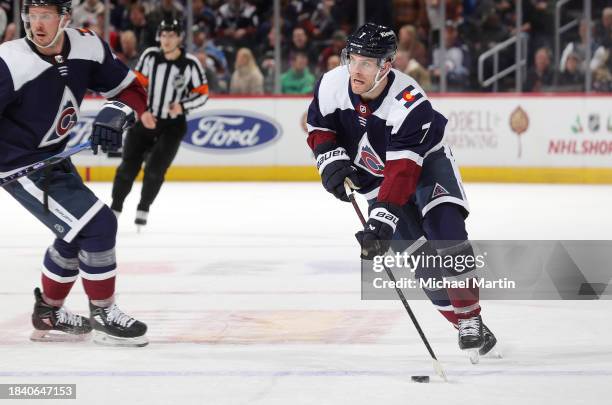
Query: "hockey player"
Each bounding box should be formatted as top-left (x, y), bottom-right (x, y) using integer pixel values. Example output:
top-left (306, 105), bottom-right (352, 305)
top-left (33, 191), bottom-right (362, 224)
top-left (0, 0), bottom-right (153, 346)
top-left (110, 19), bottom-right (208, 229)
top-left (306, 22), bottom-right (498, 360)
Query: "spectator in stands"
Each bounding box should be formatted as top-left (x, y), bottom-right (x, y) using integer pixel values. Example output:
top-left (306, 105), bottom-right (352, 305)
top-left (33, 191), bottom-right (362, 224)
top-left (117, 31), bottom-right (140, 70)
top-left (215, 0), bottom-right (259, 47)
top-left (425, 0), bottom-right (463, 37)
top-left (147, 0), bottom-right (184, 29)
top-left (326, 54), bottom-right (341, 72)
top-left (192, 25), bottom-right (229, 74)
top-left (281, 51), bottom-right (315, 94)
top-left (125, 2), bottom-right (157, 52)
top-left (558, 51), bottom-right (584, 90)
top-left (594, 7), bottom-right (612, 48)
top-left (195, 50), bottom-right (223, 94)
top-left (560, 19), bottom-right (599, 75)
top-left (0, 5), bottom-right (6, 42)
top-left (430, 21), bottom-right (470, 89)
top-left (72, 0), bottom-right (105, 28)
top-left (192, 0), bottom-right (217, 33)
top-left (111, 0), bottom-right (131, 31)
top-left (1, 22), bottom-right (15, 43)
top-left (591, 46), bottom-right (611, 92)
top-left (286, 26), bottom-right (318, 71)
top-left (393, 0), bottom-right (428, 33)
top-left (394, 49), bottom-right (432, 91)
top-left (398, 24), bottom-right (428, 67)
top-left (281, 0), bottom-right (318, 36)
top-left (91, 12), bottom-right (119, 50)
top-left (230, 47), bottom-right (264, 94)
top-left (317, 30), bottom-right (346, 75)
top-left (524, 47), bottom-right (553, 92)
top-left (308, 0), bottom-right (339, 41)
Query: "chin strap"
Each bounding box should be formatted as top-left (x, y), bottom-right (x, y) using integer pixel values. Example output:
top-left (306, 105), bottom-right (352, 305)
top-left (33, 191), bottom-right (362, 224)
top-left (26, 14), bottom-right (70, 49)
top-left (361, 64), bottom-right (391, 98)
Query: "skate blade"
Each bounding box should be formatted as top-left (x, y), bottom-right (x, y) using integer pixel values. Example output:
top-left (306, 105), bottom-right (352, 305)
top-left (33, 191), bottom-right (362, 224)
top-left (467, 349), bottom-right (480, 364)
top-left (93, 330), bottom-right (149, 347)
top-left (482, 347), bottom-right (503, 359)
top-left (30, 329), bottom-right (91, 343)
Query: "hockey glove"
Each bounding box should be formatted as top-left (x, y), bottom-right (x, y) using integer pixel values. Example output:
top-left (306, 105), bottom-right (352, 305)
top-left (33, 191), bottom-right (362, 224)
top-left (315, 142), bottom-right (361, 202)
top-left (355, 202), bottom-right (401, 260)
top-left (91, 101), bottom-right (136, 154)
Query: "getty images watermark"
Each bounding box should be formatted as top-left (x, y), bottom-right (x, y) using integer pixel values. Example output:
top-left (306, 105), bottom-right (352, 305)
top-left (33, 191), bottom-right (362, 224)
top-left (361, 241), bottom-right (612, 300)
top-left (369, 248), bottom-right (516, 290)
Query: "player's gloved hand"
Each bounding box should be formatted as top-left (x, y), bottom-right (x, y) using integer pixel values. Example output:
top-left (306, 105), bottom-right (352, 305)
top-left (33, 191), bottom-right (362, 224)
top-left (355, 202), bottom-right (401, 259)
top-left (90, 101), bottom-right (135, 154)
top-left (315, 142), bottom-right (361, 202)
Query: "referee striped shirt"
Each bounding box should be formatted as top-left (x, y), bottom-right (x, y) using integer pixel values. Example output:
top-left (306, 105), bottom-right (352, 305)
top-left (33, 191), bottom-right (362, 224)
top-left (134, 47), bottom-right (209, 119)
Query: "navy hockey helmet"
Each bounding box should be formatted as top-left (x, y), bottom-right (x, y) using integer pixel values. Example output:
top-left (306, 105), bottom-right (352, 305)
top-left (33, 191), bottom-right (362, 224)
top-left (22, 0), bottom-right (72, 16)
top-left (21, 0), bottom-right (73, 49)
top-left (343, 22), bottom-right (398, 63)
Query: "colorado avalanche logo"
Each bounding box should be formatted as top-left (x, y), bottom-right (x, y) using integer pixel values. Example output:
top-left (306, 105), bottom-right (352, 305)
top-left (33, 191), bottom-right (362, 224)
top-left (38, 87), bottom-right (80, 148)
top-left (354, 132), bottom-right (385, 177)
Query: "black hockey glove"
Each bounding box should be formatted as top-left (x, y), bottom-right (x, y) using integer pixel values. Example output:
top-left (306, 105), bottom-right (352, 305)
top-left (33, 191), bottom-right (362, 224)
top-left (315, 142), bottom-right (361, 202)
top-left (355, 202), bottom-right (402, 260)
top-left (91, 101), bottom-right (135, 154)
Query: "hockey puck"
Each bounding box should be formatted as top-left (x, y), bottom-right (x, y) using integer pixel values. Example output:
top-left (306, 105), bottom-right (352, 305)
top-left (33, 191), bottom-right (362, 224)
top-left (411, 376), bottom-right (430, 383)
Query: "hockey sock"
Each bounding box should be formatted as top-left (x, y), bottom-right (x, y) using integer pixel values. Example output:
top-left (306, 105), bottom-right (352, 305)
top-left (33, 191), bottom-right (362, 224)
top-left (76, 207), bottom-right (118, 301)
top-left (41, 240), bottom-right (79, 302)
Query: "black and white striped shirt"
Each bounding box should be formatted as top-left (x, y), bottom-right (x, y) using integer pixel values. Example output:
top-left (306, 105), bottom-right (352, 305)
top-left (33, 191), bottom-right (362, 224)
top-left (134, 47), bottom-right (208, 119)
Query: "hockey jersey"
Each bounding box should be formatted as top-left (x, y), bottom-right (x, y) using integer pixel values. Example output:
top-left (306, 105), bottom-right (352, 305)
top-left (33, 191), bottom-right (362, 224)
top-left (0, 28), bottom-right (137, 172)
top-left (306, 67), bottom-right (448, 205)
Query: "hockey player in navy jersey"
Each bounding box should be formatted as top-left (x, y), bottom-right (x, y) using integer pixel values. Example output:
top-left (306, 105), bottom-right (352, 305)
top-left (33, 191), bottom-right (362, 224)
top-left (0, 0), bottom-right (154, 346)
top-left (306, 22), bottom-right (498, 360)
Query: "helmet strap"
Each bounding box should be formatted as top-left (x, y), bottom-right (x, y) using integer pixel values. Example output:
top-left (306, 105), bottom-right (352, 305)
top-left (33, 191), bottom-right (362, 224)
top-left (362, 62), bottom-right (391, 98)
top-left (25, 14), bottom-right (69, 49)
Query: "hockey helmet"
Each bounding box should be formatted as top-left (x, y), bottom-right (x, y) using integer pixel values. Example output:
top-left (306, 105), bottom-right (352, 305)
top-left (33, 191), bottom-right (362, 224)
top-left (21, 0), bottom-right (73, 49)
top-left (156, 19), bottom-right (184, 41)
top-left (342, 22), bottom-right (397, 64)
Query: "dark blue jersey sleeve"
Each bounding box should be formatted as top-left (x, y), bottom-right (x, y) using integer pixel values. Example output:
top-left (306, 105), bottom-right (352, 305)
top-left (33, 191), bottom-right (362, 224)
top-left (0, 58), bottom-right (15, 116)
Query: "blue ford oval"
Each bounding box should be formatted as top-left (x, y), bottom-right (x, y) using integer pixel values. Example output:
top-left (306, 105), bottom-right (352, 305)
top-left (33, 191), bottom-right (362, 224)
top-left (184, 111), bottom-right (282, 151)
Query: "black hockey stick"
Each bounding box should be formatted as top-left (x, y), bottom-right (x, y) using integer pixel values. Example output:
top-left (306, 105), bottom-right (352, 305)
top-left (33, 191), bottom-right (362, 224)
top-left (344, 182), bottom-right (448, 382)
top-left (0, 141), bottom-right (92, 188)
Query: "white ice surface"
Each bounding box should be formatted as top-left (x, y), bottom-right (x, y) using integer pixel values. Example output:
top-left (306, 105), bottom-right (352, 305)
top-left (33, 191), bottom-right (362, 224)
top-left (1, 182), bottom-right (611, 404)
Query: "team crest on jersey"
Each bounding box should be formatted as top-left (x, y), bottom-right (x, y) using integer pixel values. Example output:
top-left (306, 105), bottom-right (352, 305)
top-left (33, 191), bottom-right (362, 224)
top-left (354, 133), bottom-right (384, 177)
top-left (38, 87), bottom-right (80, 148)
top-left (431, 183), bottom-right (449, 199)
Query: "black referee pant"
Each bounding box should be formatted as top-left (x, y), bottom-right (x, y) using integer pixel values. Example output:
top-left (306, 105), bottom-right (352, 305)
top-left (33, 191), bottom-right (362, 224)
top-left (111, 117), bottom-right (187, 213)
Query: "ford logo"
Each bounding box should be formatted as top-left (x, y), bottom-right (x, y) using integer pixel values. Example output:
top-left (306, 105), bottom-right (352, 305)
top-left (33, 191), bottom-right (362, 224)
top-left (184, 111), bottom-right (281, 151)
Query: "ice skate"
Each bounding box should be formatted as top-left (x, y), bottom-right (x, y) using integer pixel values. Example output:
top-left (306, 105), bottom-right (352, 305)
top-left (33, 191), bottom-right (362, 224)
top-left (135, 209), bottom-right (148, 233)
top-left (30, 288), bottom-right (91, 342)
top-left (480, 323), bottom-right (502, 359)
top-left (458, 315), bottom-right (484, 364)
top-left (90, 302), bottom-right (148, 347)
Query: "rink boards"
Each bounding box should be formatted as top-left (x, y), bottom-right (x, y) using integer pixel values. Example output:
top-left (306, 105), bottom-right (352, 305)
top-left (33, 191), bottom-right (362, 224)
top-left (70, 94), bottom-right (612, 183)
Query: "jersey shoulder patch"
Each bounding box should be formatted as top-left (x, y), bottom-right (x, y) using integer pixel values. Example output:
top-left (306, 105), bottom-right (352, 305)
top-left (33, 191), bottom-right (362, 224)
top-left (317, 66), bottom-right (352, 116)
top-left (65, 28), bottom-right (105, 64)
top-left (390, 69), bottom-right (428, 110)
top-left (386, 70), bottom-right (431, 134)
top-left (0, 39), bottom-right (52, 92)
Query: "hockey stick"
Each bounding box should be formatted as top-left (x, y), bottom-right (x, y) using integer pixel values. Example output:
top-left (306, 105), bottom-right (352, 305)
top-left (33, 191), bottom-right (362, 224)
top-left (0, 141), bottom-right (92, 188)
top-left (344, 182), bottom-right (448, 382)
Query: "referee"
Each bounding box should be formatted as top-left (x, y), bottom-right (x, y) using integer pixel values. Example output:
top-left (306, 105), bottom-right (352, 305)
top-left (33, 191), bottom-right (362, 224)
top-left (111, 19), bottom-right (208, 228)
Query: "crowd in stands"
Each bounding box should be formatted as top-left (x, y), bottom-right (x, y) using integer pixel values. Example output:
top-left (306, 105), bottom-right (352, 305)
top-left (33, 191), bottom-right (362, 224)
top-left (1, 0), bottom-right (610, 94)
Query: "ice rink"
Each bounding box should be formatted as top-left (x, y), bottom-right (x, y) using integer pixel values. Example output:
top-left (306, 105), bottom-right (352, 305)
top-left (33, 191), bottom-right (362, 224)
top-left (1, 182), bottom-right (611, 404)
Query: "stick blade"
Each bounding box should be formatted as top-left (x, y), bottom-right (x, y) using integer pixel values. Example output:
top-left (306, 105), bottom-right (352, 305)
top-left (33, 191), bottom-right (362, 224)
top-left (433, 359), bottom-right (448, 382)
